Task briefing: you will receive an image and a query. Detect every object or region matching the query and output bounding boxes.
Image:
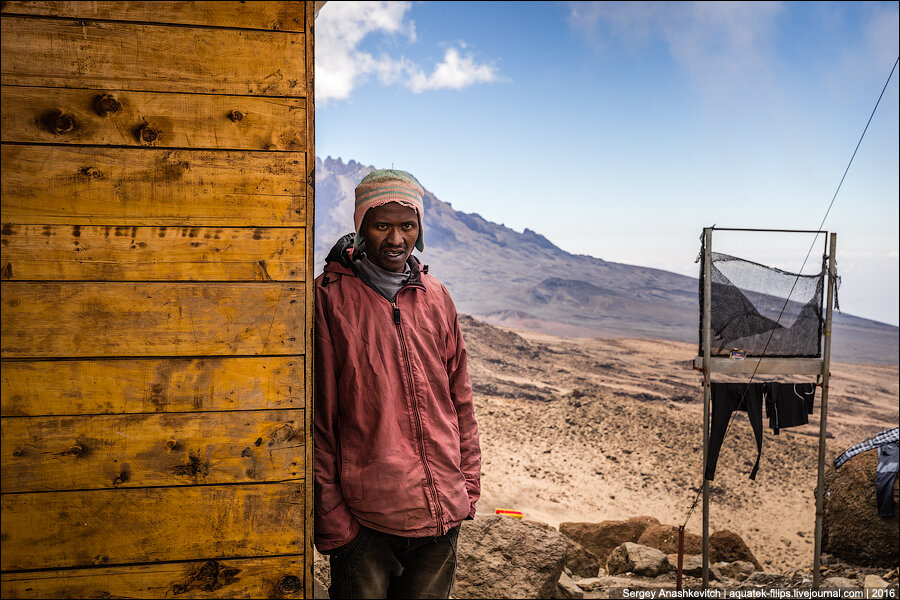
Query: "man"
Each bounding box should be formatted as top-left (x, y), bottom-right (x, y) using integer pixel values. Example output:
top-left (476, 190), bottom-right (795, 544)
top-left (314, 169), bottom-right (481, 599)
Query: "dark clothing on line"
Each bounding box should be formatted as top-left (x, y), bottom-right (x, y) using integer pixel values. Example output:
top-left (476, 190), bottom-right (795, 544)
top-left (765, 382), bottom-right (815, 435)
top-left (328, 524), bottom-right (459, 599)
top-left (705, 382), bottom-right (765, 481)
top-left (876, 442), bottom-right (899, 518)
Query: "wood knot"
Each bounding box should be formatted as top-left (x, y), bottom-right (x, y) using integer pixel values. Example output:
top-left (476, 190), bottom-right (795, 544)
top-left (93, 94), bottom-right (121, 116)
top-left (63, 443), bottom-right (84, 457)
top-left (229, 110), bottom-right (244, 122)
top-left (166, 439), bottom-right (178, 451)
top-left (1, 263), bottom-right (11, 280)
top-left (42, 110), bottom-right (77, 134)
top-left (277, 575), bottom-right (302, 594)
top-left (79, 166), bottom-right (103, 179)
top-left (12, 448), bottom-right (24, 457)
top-left (137, 125), bottom-right (159, 145)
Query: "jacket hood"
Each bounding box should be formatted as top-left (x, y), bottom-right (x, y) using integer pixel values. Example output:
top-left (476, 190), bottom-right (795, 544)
top-left (323, 232), bottom-right (426, 286)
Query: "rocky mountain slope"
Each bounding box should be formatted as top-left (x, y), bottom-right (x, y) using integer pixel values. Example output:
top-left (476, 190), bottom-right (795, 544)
top-left (315, 156), bottom-right (898, 365)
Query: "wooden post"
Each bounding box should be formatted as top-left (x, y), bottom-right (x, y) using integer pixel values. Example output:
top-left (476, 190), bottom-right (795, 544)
top-left (701, 227), bottom-right (713, 589)
top-left (812, 233), bottom-right (836, 589)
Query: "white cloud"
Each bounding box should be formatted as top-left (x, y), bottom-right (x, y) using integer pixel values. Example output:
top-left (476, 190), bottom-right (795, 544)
top-left (316, 1), bottom-right (498, 104)
top-left (567, 1), bottom-right (784, 92)
top-left (407, 48), bottom-right (499, 92)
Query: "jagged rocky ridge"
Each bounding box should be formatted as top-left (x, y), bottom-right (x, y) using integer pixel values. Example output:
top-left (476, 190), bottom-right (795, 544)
top-left (315, 156), bottom-right (898, 365)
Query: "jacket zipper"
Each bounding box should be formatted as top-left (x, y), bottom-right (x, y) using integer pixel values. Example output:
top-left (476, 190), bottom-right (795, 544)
top-left (392, 297), bottom-right (444, 533)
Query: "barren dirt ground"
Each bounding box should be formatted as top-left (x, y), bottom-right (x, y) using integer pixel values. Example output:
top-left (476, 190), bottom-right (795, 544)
top-left (459, 315), bottom-right (899, 571)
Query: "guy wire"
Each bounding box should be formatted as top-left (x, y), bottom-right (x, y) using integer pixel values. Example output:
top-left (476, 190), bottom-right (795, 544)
top-left (681, 55), bottom-right (899, 529)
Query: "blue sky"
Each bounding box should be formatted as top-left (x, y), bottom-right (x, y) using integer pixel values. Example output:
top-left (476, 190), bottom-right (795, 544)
top-left (315, 1), bottom-right (899, 326)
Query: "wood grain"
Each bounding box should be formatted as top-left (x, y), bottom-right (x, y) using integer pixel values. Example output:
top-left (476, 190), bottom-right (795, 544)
top-left (1, 410), bottom-right (304, 492)
top-left (302, 5), bottom-right (317, 598)
top-left (1, 145), bottom-right (305, 225)
top-left (0, 555), bottom-right (305, 599)
top-left (1, 282), bottom-right (304, 358)
top-left (1, 356), bottom-right (304, 416)
top-left (0, 483), bottom-right (305, 571)
top-left (1, 225), bottom-right (305, 281)
top-left (1, 86), bottom-right (307, 150)
top-left (1, 1), bottom-right (306, 32)
top-left (0, 16), bottom-right (306, 96)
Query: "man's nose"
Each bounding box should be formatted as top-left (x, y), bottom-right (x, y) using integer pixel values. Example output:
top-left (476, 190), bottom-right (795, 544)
top-left (386, 227), bottom-right (403, 246)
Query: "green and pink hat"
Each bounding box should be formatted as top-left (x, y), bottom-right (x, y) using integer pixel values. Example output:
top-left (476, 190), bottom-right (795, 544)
top-left (354, 169), bottom-right (425, 252)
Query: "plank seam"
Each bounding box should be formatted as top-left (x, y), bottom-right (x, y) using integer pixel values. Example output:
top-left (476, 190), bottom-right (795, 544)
top-left (0, 12), bottom-right (306, 35)
top-left (0, 141), bottom-right (309, 153)
top-left (1, 407), bottom-right (307, 419)
top-left (0, 479), bottom-right (306, 496)
top-left (0, 552), bottom-right (305, 576)
top-left (0, 354), bottom-right (305, 362)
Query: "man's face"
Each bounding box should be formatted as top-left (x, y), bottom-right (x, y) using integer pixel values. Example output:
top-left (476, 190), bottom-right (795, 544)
top-left (361, 202), bottom-right (419, 273)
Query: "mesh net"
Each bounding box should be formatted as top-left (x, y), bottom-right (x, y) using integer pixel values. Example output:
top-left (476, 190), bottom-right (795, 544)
top-left (699, 244), bottom-right (826, 358)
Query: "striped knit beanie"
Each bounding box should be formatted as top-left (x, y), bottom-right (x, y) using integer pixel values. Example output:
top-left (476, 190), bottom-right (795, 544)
top-left (354, 169), bottom-right (425, 252)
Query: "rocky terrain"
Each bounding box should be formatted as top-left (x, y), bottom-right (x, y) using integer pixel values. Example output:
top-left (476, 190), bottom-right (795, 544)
top-left (458, 314), bottom-right (898, 572)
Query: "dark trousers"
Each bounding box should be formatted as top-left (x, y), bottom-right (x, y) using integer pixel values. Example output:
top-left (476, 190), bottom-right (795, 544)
top-left (328, 524), bottom-right (459, 599)
top-left (705, 382), bottom-right (765, 481)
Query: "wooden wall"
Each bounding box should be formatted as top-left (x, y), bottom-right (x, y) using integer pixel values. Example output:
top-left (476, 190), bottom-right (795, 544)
top-left (0, 2), bottom-right (315, 597)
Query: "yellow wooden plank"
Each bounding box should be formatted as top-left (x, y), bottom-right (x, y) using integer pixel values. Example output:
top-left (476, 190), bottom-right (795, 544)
top-left (1, 225), bottom-right (305, 281)
top-left (1, 86), bottom-right (307, 150)
top-left (0, 555), bottom-right (305, 599)
top-left (1, 1), bottom-right (306, 32)
top-left (1, 145), bottom-right (305, 226)
top-left (1, 357), bottom-right (304, 416)
top-left (0, 16), bottom-right (307, 96)
top-left (0, 282), bottom-right (304, 358)
top-left (1, 410), bottom-right (304, 492)
top-left (0, 483), bottom-right (304, 571)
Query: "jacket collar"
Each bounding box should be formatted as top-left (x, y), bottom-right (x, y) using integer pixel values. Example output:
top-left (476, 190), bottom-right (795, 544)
top-left (323, 233), bottom-right (426, 290)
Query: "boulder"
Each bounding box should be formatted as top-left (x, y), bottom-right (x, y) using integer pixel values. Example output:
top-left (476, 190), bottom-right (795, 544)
top-left (824, 450), bottom-right (899, 568)
top-left (668, 553), bottom-right (702, 577)
top-left (714, 560), bottom-right (755, 581)
top-left (572, 577), bottom-right (603, 592)
top-left (563, 537), bottom-right (602, 578)
top-left (454, 515), bottom-right (567, 599)
top-left (864, 575), bottom-right (890, 590)
top-left (822, 577), bottom-right (861, 589)
top-left (628, 515), bottom-right (662, 529)
top-left (556, 571), bottom-right (584, 599)
top-left (314, 577), bottom-right (329, 599)
top-left (559, 519), bottom-right (650, 563)
top-left (637, 524), bottom-right (701, 555)
top-left (606, 542), bottom-right (670, 577)
top-left (710, 529), bottom-right (761, 570)
top-left (313, 547), bottom-right (331, 590)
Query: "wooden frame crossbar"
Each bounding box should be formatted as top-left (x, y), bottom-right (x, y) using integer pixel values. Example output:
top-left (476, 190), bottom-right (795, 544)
top-left (697, 227), bottom-right (837, 589)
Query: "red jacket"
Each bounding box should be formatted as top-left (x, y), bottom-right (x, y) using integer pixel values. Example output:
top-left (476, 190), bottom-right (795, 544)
top-left (314, 239), bottom-right (481, 552)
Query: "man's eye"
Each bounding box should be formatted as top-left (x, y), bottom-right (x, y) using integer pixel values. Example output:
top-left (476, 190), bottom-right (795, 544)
top-left (402, 224), bottom-right (414, 230)
top-left (376, 224), bottom-right (389, 230)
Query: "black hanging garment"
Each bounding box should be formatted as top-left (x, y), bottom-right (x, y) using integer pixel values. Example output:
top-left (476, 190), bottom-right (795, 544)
top-left (705, 382), bottom-right (765, 481)
top-left (764, 382), bottom-right (816, 434)
top-left (876, 442), bottom-right (899, 518)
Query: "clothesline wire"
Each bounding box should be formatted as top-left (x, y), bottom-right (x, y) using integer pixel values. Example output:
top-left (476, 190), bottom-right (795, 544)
top-left (680, 55), bottom-right (899, 530)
